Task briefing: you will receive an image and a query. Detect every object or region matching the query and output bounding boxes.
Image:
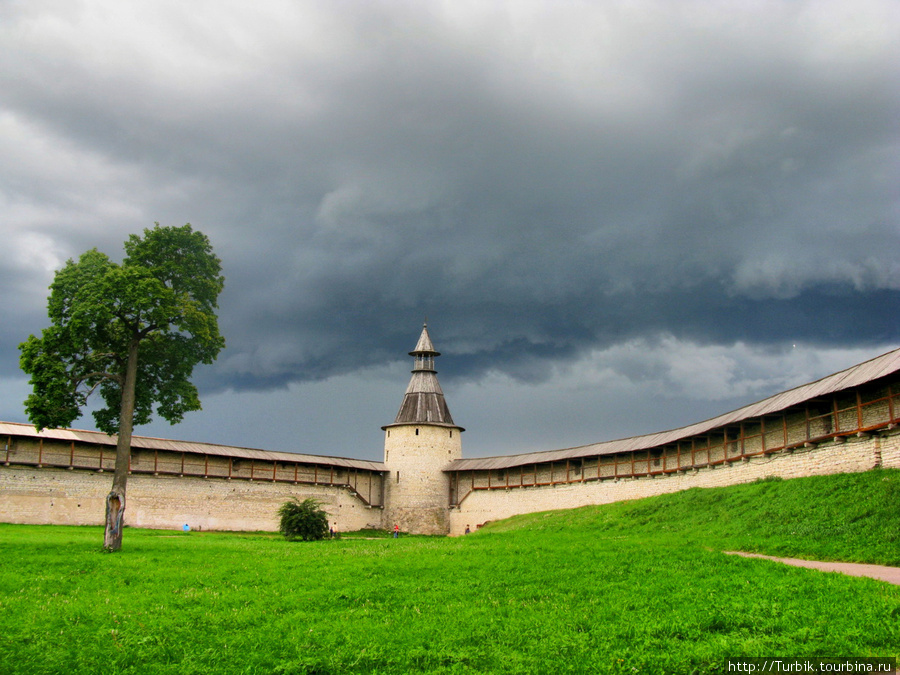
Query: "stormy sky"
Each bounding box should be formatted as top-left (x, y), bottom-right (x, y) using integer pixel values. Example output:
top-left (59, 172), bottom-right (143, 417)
top-left (2, 0), bottom-right (898, 460)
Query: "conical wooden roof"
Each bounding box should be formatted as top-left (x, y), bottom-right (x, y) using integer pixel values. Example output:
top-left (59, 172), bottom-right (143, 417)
top-left (410, 324), bottom-right (439, 356)
top-left (384, 325), bottom-right (462, 429)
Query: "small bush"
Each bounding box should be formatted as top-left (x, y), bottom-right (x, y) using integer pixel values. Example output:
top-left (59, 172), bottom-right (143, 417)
top-left (277, 498), bottom-right (329, 541)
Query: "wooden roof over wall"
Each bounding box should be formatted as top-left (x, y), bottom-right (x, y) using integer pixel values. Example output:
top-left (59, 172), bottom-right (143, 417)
top-left (447, 346), bottom-right (900, 472)
top-left (5, 346), bottom-right (898, 476)
top-left (0, 421), bottom-right (387, 472)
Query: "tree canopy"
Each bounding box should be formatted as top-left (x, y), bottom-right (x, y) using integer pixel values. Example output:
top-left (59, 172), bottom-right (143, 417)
top-left (19, 223), bottom-right (225, 550)
top-left (20, 224), bottom-right (225, 434)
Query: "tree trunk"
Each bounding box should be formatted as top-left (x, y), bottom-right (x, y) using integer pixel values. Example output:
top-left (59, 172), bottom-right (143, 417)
top-left (103, 335), bottom-right (140, 552)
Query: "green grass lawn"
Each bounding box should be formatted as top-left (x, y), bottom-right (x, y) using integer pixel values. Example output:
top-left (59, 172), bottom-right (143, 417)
top-left (1, 469), bottom-right (898, 674)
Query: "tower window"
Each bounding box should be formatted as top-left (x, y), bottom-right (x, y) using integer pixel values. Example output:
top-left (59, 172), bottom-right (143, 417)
top-left (396, 471), bottom-right (401, 483)
top-left (415, 428), bottom-right (419, 435)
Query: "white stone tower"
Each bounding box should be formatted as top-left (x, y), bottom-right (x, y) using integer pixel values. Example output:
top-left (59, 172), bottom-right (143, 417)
top-left (382, 324), bottom-right (463, 535)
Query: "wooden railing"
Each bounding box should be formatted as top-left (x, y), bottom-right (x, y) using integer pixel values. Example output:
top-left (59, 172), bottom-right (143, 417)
top-left (450, 384), bottom-right (898, 506)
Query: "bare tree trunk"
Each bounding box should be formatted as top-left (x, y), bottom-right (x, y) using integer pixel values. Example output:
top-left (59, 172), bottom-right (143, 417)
top-left (104, 336), bottom-right (140, 552)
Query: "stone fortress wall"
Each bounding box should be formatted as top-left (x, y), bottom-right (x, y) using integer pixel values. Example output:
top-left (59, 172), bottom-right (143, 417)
top-left (448, 431), bottom-right (900, 536)
top-left (446, 370), bottom-right (900, 535)
top-left (2, 340), bottom-right (899, 536)
top-left (380, 323), bottom-right (465, 535)
top-left (383, 424), bottom-right (462, 535)
top-left (0, 429), bottom-right (386, 532)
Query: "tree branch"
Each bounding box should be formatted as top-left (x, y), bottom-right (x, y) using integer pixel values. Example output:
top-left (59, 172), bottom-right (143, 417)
top-left (76, 371), bottom-right (124, 387)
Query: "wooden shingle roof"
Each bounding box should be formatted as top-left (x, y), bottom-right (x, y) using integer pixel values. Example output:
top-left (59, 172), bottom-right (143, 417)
top-left (0, 421), bottom-right (387, 472)
top-left (384, 324), bottom-right (463, 430)
top-left (447, 346), bottom-right (900, 471)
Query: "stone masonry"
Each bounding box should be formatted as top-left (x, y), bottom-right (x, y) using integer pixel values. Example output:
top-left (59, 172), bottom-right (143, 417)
top-left (1, 332), bottom-right (899, 537)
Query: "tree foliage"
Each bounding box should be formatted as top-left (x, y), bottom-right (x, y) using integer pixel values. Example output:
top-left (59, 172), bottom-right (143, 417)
top-left (19, 223), bottom-right (225, 551)
top-left (278, 498), bottom-right (330, 541)
top-left (20, 224), bottom-right (225, 434)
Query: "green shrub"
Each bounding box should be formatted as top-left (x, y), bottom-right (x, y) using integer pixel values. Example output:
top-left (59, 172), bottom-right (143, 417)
top-left (277, 497), bottom-right (329, 541)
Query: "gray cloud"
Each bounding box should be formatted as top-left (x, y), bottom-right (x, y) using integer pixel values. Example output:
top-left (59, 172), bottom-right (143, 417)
top-left (1, 1), bottom-right (898, 456)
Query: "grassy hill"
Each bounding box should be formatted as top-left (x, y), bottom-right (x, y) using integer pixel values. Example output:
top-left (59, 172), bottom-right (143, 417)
top-left (1, 469), bottom-right (898, 674)
top-left (484, 468), bottom-right (900, 566)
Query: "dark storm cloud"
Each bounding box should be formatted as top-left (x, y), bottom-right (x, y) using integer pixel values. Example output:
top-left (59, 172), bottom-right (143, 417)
top-left (2, 0), bottom-right (898, 403)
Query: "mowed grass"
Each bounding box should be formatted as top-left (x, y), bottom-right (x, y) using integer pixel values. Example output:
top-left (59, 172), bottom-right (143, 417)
top-left (0, 470), bottom-right (898, 674)
top-left (489, 469), bottom-right (900, 566)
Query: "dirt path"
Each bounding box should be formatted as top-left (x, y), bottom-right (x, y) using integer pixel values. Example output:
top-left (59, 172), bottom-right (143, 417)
top-left (724, 551), bottom-right (900, 586)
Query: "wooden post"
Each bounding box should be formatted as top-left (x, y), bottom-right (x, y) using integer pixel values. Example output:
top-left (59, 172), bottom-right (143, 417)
top-left (37, 438), bottom-right (43, 466)
top-left (70, 441), bottom-right (75, 467)
top-left (782, 415), bottom-right (788, 451)
top-left (833, 396), bottom-right (841, 435)
top-left (805, 405), bottom-right (811, 442)
top-left (154, 449), bottom-right (158, 474)
top-left (856, 390), bottom-right (863, 430)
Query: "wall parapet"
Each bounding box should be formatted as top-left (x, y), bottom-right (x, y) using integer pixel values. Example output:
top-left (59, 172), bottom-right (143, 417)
top-left (449, 376), bottom-right (899, 507)
top-left (1, 426), bottom-right (386, 508)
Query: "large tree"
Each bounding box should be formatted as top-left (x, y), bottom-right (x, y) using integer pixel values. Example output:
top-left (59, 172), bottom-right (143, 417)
top-left (19, 224), bottom-right (225, 551)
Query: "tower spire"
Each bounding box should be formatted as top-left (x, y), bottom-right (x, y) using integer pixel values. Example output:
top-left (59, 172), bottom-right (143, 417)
top-left (386, 323), bottom-right (460, 428)
top-left (411, 322), bottom-right (438, 372)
